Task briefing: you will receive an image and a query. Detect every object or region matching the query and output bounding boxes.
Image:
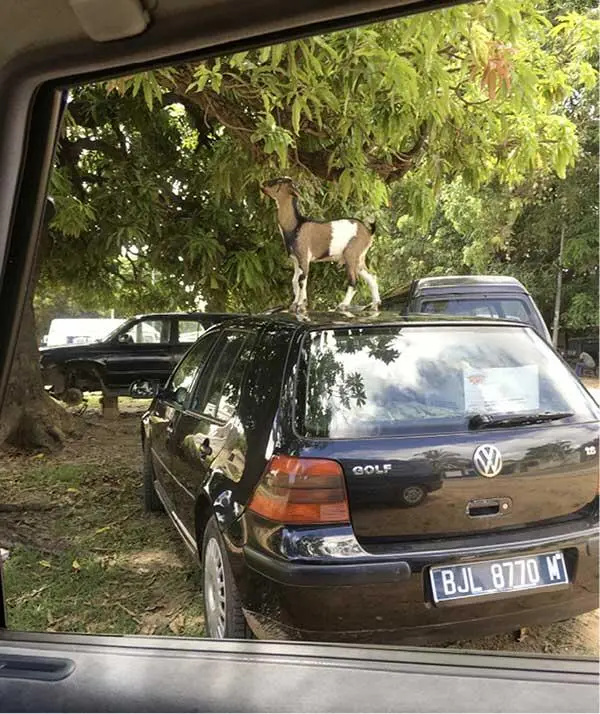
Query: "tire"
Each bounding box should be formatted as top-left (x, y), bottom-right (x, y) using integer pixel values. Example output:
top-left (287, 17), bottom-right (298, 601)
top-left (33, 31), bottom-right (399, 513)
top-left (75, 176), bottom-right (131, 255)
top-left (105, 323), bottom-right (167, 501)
top-left (143, 442), bottom-right (164, 513)
top-left (202, 516), bottom-right (249, 639)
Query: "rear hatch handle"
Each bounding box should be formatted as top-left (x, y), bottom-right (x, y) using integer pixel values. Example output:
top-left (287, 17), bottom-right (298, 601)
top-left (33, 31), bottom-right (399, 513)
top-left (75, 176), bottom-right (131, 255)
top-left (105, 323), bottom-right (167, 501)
top-left (466, 497), bottom-right (512, 518)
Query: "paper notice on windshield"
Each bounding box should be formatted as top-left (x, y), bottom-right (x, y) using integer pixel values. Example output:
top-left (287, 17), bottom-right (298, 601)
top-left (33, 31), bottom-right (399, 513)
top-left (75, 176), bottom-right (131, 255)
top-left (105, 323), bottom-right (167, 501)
top-left (463, 365), bottom-right (539, 413)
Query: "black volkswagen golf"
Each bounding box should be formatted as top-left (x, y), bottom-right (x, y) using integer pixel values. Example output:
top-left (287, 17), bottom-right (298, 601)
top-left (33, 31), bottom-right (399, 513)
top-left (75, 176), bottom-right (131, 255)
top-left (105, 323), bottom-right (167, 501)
top-left (139, 312), bottom-right (599, 643)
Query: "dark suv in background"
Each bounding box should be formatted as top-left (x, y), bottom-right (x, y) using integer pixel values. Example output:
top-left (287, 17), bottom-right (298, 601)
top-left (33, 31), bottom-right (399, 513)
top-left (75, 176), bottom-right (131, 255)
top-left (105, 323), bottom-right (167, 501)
top-left (139, 311), bottom-right (599, 643)
top-left (40, 311), bottom-right (241, 400)
top-left (381, 275), bottom-right (551, 342)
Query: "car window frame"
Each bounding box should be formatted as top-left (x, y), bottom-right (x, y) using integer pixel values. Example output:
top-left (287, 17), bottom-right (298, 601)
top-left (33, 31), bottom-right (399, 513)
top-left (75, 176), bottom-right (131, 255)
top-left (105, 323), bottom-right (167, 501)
top-left (419, 296), bottom-right (534, 323)
top-left (162, 328), bottom-right (222, 410)
top-left (291, 323), bottom-right (597, 441)
top-left (114, 316), bottom-right (172, 346)
top-left (172, 317), bottom-right (207, 345)
top-left (186, 328), bottom-right (256, 425)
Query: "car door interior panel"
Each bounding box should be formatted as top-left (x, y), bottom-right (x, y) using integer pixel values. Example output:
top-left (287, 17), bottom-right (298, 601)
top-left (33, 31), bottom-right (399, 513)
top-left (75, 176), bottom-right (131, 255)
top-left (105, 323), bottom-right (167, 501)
top-left (0, 632), bottom-right (598, 713)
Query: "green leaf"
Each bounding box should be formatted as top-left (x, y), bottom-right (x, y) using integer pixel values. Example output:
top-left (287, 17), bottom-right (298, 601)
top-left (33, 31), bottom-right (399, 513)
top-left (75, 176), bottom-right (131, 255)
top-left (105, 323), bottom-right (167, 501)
top-left (291, 98), bottom-right (302, 134)
top-left (142, 81), bottom-right (154, 111)
top-left (271, 44), bottom-right (284, 67)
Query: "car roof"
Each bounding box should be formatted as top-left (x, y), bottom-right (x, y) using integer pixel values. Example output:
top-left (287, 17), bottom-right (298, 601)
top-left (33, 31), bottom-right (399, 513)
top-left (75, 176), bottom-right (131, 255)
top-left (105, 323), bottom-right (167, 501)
top-left (382, 274), bottom-right (528, 301)
top-left (128, 312), bottom-right (245, 321)
top-left (240, 310), bottom-right (532, 332)
top-left (414, 275), bottom-right (526, 290)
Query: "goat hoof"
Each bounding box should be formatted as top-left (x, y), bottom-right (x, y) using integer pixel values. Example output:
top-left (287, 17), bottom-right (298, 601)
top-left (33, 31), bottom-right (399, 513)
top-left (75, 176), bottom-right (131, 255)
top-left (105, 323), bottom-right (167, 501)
top-left (289, 302), bottom-right (298, 312)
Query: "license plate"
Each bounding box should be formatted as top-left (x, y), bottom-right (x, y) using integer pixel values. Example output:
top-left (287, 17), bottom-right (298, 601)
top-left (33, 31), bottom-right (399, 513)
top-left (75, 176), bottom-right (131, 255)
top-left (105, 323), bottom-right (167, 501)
top-left (430, 551), bottom-right (569, 604)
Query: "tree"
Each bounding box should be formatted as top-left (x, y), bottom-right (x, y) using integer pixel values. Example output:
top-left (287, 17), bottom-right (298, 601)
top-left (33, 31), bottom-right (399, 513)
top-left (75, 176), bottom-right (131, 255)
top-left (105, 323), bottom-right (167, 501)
top-left (0, 203), bottom-right (76, 451)
top-left (2, 0), bottom-right (597, 449)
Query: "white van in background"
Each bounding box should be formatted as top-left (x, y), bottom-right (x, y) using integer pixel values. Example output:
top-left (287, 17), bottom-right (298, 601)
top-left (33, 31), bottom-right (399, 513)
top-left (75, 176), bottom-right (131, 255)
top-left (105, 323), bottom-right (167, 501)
top-left (41, 318), bottom-right (125, 347)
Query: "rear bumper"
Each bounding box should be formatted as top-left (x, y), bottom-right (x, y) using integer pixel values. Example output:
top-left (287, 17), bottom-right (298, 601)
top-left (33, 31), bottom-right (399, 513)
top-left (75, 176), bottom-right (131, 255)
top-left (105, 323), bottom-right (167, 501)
top-left (244, 590), bottom-right (599, 645)
top-left (237, 527), bottom-right (599, 644)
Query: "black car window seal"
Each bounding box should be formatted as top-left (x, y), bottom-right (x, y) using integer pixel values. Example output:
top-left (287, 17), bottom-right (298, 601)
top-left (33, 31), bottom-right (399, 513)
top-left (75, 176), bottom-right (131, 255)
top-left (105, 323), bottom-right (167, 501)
top-left (173, 316), bottom-right (209, 344)
top-left (201, 336), bottom-right (249, 420)
top-left (162, 329), bottom-right (223, 409)
top-left (187, 328), bottom-right (254, 419)
top-left (120, 316), bottom-right (171, 345)
top-left (289, 324), bottom-right (596, 442)
top-left (183, 334), bottom-right (258, 427)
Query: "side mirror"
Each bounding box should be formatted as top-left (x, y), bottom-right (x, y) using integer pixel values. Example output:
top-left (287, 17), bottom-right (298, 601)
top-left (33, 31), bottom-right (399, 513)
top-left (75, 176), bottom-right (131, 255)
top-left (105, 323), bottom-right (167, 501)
top-left (129, 380), bottom-right (158, 399)
top-left (174, 386), bottom-right (188, 405)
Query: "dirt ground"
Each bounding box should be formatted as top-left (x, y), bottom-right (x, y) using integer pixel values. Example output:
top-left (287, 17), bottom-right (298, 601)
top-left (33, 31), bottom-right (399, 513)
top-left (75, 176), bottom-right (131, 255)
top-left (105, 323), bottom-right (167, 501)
top-left (0, 398), bottom-right (598, 655)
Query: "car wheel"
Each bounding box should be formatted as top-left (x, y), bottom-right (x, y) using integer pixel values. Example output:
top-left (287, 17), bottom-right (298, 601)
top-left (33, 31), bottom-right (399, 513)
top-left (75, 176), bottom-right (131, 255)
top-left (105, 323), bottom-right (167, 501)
top-left (202, 516), bottom-right (249, 639)
top-left (143, 443), bottom-right (164, 513)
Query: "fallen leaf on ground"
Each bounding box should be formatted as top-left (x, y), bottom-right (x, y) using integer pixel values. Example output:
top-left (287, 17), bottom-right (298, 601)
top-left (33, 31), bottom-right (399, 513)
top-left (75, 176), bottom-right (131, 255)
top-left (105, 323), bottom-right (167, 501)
top-left (71, 559), bottom-right (81, 572)
top-left (169, 614), bottom-right (185, 634)
top-left (38, 560), bottom-right (52, 568)
top-left (516, 627), bottom-right (528, 642)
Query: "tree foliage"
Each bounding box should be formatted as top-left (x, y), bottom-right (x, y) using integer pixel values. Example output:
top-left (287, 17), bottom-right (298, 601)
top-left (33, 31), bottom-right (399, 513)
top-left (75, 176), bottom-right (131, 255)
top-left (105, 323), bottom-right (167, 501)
top-left (42, 0), bottom-right (598, 318)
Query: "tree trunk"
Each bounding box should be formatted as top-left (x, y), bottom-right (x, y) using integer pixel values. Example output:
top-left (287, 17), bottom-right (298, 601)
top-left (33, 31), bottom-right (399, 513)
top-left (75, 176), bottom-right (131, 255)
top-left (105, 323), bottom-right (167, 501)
top-left (0, 288), bottom-right (75, 452)
top-left (551, 223), bottom-right (565, 348)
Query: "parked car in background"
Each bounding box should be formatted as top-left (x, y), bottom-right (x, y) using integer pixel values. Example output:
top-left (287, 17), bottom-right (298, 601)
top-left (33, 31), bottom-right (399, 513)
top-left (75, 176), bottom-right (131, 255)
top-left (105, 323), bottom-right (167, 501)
top-left (381, 276), bottom-right (552, 342)
top-left (41, 317), bottom-right (125, 347)
top-left (137, 311), bottom-right (599, 643)
top-left (40, 312), bottom-right (242, 400)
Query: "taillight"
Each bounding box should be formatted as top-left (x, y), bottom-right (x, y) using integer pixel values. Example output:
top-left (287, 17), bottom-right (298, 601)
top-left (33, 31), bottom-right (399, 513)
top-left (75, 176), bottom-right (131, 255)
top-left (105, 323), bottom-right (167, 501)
top-left (248, 455), bottom-right (350, 525)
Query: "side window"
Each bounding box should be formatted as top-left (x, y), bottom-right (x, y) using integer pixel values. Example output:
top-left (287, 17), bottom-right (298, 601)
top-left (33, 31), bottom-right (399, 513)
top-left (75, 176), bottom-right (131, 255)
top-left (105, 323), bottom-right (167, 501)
top-left (177, 319), bottom-right (205, 344)
top-left (189, 331), bottom-right (252, 420)
top-left (167, 332), bottom-right (219, 407)
top-left (120, 318), bottom-right (170, 344)
top-left (215, 337), bottom-right (255, 422)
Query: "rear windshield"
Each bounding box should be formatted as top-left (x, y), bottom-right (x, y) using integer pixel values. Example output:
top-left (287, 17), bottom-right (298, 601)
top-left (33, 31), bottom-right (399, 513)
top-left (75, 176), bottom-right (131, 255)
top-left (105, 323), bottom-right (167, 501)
top-left (297, 326), bottom-right (597, 439)
top-left (420, 297), bottom-right (531, 323)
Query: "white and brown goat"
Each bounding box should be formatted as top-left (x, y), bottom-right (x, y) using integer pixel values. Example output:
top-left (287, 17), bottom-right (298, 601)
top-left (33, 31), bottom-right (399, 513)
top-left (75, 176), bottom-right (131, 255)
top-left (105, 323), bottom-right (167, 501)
top-left (261, 177), bottom-right (380, 311)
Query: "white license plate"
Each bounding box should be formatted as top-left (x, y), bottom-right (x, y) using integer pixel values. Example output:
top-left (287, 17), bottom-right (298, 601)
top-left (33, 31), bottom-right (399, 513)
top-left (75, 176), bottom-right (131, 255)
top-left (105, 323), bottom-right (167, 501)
top-left (430, 551), bottom-right (569, 603)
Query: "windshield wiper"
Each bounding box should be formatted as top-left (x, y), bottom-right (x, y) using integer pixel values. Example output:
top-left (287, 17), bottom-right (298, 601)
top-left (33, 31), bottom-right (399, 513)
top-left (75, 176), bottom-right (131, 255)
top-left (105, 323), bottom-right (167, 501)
top-left (469, 411), bottom-right (574, 430)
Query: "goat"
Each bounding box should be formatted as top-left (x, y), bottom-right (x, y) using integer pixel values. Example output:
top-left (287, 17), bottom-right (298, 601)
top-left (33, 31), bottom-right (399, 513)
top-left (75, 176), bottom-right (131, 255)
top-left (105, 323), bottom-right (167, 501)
top-left (261, 177), bottom-right (380, 311)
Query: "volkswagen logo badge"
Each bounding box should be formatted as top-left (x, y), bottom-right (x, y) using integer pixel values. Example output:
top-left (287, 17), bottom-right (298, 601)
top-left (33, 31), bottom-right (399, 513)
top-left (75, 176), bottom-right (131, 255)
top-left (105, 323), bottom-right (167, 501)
top-left (473, 444), bottom-right (503, 478)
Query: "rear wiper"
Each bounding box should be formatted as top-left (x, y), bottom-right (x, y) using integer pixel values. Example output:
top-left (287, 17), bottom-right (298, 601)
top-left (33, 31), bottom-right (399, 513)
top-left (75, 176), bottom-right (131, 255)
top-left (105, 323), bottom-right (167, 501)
top-left (468, 411), bottom-right (574, 429)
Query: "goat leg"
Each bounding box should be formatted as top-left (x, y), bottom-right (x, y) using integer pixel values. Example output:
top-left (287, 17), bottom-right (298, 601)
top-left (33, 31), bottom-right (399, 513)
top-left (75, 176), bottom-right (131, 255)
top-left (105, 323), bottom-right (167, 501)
top-left (290, 255), bottom-right (302, 310)
top-left (337, 262), bottom-right (358, 309)
top-left (359, 268), bottom-right (381, 309)
top-left (293, 255), bottom-right (310, 310)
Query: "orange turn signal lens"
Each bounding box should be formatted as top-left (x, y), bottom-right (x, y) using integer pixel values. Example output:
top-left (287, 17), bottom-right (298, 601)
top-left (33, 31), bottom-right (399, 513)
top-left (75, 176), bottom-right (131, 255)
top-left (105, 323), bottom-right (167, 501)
top-left (248, 455), bottom-right (350, 525)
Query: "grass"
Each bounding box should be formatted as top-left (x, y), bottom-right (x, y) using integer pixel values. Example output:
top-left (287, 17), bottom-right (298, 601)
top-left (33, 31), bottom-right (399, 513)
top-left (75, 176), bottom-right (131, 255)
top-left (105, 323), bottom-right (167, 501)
top-left (0, 415), bottom-right (205, 636)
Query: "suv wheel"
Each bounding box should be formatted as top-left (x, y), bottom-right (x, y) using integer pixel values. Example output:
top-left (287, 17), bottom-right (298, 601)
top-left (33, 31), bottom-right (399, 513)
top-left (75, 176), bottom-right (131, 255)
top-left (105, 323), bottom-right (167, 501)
top-left (143, 443), bottom-right (164, 513)
top-left (202, 516), bottom-right (249, 639)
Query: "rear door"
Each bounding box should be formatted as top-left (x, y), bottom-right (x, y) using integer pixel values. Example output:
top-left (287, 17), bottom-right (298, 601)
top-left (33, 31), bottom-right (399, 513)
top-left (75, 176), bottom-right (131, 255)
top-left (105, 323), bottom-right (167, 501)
top-left (103, 317), bottom-right (173, 392)
top-left (149, 331), bottom-right (220, 511)
top-left (295, 324), bottom-right (599, 543)
top-left (168, 329), bottom-right (256, 532)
